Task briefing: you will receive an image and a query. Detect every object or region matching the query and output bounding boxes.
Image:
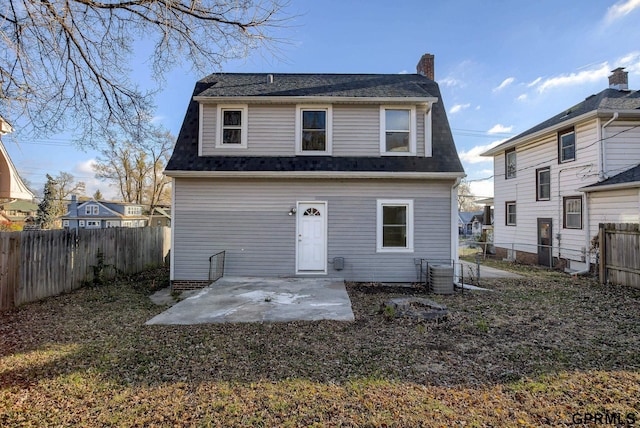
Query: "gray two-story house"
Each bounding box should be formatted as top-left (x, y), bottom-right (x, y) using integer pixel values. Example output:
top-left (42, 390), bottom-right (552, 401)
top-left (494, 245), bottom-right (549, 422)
top-left (61, 196), bottom-right (147, 229)
top-left (165, 54), bottom-right (465, 289)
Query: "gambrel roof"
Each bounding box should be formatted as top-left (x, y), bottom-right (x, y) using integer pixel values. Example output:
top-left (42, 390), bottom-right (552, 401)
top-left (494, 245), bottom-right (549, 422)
top-left (166, 73), bottom-right (464, 176)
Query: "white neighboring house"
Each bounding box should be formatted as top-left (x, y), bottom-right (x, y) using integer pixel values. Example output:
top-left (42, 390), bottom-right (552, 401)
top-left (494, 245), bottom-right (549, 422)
top-left (482, 68), bottom-right (640, 271)
top-left (0, 117), bottom-right (35, 201)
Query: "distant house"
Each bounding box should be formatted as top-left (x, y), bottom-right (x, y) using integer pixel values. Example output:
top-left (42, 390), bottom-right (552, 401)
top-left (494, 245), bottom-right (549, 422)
top-left (0, 116), bottom-right (35, 202)
top-left (149, 207), bottom-right (171, 227)
top-left (482, 68), bottom-right (640, 271)
top-left (165, 54), bottom-right (465, 288)
top-left (0, 199), bottom-right (38, 226)
top-left (61, 196), bottom-right (147, 229)
top-left (458, 211), bottom-right (483, 236)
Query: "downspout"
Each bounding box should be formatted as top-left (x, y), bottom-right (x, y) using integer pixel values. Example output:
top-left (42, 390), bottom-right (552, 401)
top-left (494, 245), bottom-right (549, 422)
top-left (451, 177), bottom-right (463, 284)
top-left (572, 113), bottom-right (619, 276)
top-left (600, 112), bottom-right (618, 180)
top-left (572, 192), bottom-right (590, 276)
top-left (557, 163), bottom-right (594, 266)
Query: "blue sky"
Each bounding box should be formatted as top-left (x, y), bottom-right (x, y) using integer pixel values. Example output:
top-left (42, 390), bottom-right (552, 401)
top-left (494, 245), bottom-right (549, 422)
top-left (5, 0), bottom-right (640, 199)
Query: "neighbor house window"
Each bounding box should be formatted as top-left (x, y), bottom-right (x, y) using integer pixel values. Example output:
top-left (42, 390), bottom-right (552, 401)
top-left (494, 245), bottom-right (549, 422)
top-left (86, 220), bottom-right (100, 228)
top-left (564, 196), bottom-right (582, 229)
top-left (536, 167), bottom-right (551, 201)
top-left (79, 220), bottom-right (85, 227)
top-left (376, 199), bottom-right (414, 252)
top-left (558, 128), bottom-right (575, 163)
top-left (296, 105), bottom-right (332, 154)
top-left (216, 105), bottom-right (248, 148)
top-left (505, 201), bottom-right (516, 226)
top-left (85, 205), bottom-right (99, 215)
top-left (380, 106), bottom-right (417, 155)
top-left (62, 220), bottom-right (69, 228)
top-left (505, 149), bottom-right (516, 179)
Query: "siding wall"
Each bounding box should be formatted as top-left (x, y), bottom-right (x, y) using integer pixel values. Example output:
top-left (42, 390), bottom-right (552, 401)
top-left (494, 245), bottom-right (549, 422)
top-left (603, 120), bottom-right (640, 177)
top-left (199, 104), bottom-right (429, 157)
top-left (173, 178), bottom-right (453, 282)
top-left (493, 119), bottom-right (601, 262)
top-left (588, 188), bottom-right (640, 241)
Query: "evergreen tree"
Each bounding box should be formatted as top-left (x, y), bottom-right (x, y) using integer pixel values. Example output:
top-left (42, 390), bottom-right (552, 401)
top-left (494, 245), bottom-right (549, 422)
top-left (93, 189), bottom-right (104, 200)
top-left (37, 175), bottom-right (57, 229)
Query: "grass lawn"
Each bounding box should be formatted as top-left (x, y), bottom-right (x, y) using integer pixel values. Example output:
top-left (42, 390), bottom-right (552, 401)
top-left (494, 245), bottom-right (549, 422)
top-left (2, 265), bottom-right (640, 427)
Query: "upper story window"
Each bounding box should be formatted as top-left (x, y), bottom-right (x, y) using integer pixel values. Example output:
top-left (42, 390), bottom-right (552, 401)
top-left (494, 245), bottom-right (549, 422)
top-left (380, 106), bottom-right (417, 155)
top-left (216, 105), bottom-right (248, 148)
top-left (505, 149), bottom-right (516, 179)
top-left (85, 205), bottom-right (99, 215)
top-left (536, 167), bottom-right (551, 201)
top-left (125, 206), bottom-right (142, 216)
top-left (296, 105), bottom-right (332, 154)
top-left (558, 128), bottom-right (575, 163)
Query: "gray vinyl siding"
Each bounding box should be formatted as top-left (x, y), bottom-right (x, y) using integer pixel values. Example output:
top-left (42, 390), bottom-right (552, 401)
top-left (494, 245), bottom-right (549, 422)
top-left (200, 103), bottom-right (429, 157)
top-left (172, 178), bottom-right (454, 282)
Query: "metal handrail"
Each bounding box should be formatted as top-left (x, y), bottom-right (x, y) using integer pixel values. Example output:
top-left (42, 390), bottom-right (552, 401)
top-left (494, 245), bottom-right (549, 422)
top-left (208, 251), bottom-right (225, 282)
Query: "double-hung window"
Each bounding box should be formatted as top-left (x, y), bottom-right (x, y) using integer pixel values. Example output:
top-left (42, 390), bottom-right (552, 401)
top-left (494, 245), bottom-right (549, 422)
top-left (377, 199), bottom-right (414, 252)
top-left (296, 105), bottom-right (332, 154)
top-left (505, 201), bottom-right (516, 226)
top-left (85, 205), bottom-right (99, 215)
top-left (536, 167), bottom-right (551, 201)
top-left (558, 128), bottom-right (575, 163)
top-left (380, 106), bottom-right (416, 155)
top-left (216, 105), bottom-right (248, 148)
top-left (564, 196), bottom-right (582, 229)
top-left (505, 149), bottom-right (516, 179)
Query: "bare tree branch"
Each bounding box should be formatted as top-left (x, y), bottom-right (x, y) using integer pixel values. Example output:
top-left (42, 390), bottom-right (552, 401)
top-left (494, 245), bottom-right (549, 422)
top-left (1, 0), bottom-right (290, 143)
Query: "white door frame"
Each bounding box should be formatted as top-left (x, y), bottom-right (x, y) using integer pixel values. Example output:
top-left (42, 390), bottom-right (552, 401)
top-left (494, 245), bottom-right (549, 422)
top-left (295, 201), bottom-right (328, 274)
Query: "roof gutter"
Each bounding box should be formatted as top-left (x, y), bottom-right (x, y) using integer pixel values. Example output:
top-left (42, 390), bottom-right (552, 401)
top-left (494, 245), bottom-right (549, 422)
top-left (578, 180), bottom-right (640, 193)
top-left (165, 170), bottom-right (465, 180)
top-left (193, 95), bottom-right (439, 105)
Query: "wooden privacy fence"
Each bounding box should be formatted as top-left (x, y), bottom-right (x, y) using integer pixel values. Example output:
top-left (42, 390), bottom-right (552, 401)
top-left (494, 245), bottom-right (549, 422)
top-left (0, 227), bottom-right (171, 310)
top-left (599, 223), bottom-right (640, 289)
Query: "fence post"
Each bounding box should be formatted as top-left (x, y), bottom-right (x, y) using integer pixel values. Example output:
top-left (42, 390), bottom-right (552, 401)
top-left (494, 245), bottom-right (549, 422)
top-left (598, 223), bottom-right (605, 284)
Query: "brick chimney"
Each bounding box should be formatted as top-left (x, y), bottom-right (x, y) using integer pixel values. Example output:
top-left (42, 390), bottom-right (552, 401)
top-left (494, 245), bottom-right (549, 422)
top-left (416, 53), bottom-right (435, 80)
top-left (608, 67), bottom-right (628, 90)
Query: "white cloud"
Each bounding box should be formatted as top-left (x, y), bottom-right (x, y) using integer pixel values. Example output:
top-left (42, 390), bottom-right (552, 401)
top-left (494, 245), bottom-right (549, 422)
top-left (469, 179), bottom-right (494, 198)
top-left (617, 51), bottom-right (640, 73)
top-left (537, 63), bottom-right (609, 92)
top-left (449, 103), bottom-right (471, 114)
top-left (487, 124), bottom-right (513, 134)
top-left (493, 77), bottom-right (515, 92)
top-left (517, 94), bottom-right (528, 101)
top-left (604, 0), bottom-right (640, 25)
top-left (458, 140), bottom-right (504, 165)
top-left (527, 77), bottom-right (542, 87)
top-left (72, 159), bottom-right (117, 200)
top-left (398, 70), bottom-right (409, 75)
top-left (440, 76), bottom-right (463, 87)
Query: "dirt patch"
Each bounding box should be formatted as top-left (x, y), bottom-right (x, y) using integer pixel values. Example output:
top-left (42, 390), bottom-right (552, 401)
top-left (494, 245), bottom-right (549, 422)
top-left (1, 265), bottom-right (640, 426)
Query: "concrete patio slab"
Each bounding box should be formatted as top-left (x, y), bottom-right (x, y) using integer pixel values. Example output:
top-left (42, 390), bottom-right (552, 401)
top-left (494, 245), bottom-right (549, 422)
top-left (146, 277), bottom-right (354, 325)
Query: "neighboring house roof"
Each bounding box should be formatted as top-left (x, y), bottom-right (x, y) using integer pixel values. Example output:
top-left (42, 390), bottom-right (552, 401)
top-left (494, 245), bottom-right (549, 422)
top-left (0, 199), bottom-right (38, 212)
top-left (61, 199), bottom-right (146, 220)
top-left (151, 207), bottom-right (172, 219)
top-left (459, 211), bottom-right (483, 225)
top-left (482, 88), bottom-right (640, 156)
top-left (166, 73), bottom-right (464, 176)
top-left (580, 163), bottom-right (640, 192)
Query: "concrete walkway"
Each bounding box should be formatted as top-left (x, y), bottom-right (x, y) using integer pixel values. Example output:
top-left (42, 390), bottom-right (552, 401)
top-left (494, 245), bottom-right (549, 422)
top-left (460, 260), bottom-right (523, 279)
top-left (146, 277), bottom-right (354, 325)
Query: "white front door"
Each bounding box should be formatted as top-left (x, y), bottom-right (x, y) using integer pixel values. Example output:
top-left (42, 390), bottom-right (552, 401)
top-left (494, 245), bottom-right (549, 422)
top-left (297, 202), bottom-right (327, 272)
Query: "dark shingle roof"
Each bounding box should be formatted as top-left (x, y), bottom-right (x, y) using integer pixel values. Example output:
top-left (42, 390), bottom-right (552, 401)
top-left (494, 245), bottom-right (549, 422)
top-left (582, 163), bottom-right (640, 190)
top-left (487, 88), bottom-right (640, 154)
top-left (194, 73), bottom-right (438, 98)
top-left (166, 73), bottom-right (464, 174)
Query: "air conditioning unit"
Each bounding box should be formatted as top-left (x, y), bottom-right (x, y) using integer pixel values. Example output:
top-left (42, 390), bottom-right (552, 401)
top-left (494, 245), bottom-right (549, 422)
top-left (429, 265), bottom-right (454, 295)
